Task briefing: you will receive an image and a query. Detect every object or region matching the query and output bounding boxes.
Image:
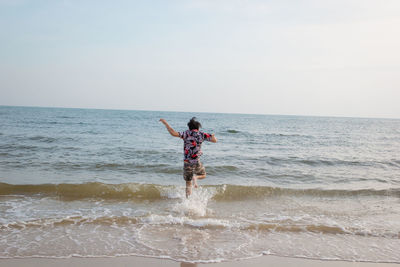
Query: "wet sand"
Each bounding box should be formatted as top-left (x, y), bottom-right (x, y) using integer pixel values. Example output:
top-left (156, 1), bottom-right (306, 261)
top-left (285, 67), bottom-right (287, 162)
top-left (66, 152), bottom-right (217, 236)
top-left (0, 255), bottom-right (399, 267)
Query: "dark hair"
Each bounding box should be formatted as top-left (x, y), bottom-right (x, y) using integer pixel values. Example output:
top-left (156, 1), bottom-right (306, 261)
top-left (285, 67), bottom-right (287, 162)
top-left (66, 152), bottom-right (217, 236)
top-left (187, 117), bottom-right (202, 130)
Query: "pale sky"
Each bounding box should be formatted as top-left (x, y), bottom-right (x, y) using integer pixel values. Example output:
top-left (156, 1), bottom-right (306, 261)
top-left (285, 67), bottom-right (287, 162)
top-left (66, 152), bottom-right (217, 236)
top-left (1, 0), bottom-right (399, 118)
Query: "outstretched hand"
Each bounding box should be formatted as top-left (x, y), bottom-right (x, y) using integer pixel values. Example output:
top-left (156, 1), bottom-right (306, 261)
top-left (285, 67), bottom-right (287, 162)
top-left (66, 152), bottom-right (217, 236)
top-left (159, 119), bottom-right (179, 137)
top-left (210, 133), bottom-right (218, 143)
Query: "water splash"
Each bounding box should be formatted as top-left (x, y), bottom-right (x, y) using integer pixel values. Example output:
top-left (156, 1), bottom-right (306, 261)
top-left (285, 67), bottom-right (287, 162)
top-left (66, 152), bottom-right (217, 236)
top-left (171, 186), bottom-right (216, 217)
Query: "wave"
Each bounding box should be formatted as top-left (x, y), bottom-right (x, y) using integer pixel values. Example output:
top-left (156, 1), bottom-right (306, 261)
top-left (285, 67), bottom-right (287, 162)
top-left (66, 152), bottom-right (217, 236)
top-left (0, 144), bottom-right (38, 150)
top-left (57, 115), bottom-right (75, 119)
top-left (0, 182), bottom-right (166, 200)
top-left (244, 223), bottom-right (400, 239)
top-left (220, 130), bottom-right (314, 139)
top-left (260, 156), bottom-right (399, 168)
top-left (1, 182), bottom-right (399, 201)
top-left (212, 184), bottom-right (400, 200)
top-left (0, 216), bottom-right (139, 230)
top-left (266, 133), bottom-right (314, 138)
top-left (2, 157), bottom-right (397, 173)
top-left (28, 135), bottom-right (57, 143)
top-left (1, 215), bottom-right (398, 239)
top-left (0, 159), bottom-right (183, 174)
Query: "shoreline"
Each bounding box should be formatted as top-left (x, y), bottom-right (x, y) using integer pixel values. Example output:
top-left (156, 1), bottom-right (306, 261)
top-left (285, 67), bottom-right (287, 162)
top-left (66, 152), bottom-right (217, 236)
top-left (0, 255), bottom-right (399, 267)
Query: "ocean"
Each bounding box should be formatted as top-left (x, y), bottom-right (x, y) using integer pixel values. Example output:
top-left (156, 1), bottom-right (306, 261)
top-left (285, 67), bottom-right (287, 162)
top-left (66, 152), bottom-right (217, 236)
top-left (0, 105), bottom-right (399, 263)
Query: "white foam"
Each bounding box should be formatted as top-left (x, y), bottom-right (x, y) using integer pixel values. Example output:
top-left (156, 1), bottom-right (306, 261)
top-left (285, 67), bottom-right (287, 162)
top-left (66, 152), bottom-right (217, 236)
top-left (141, 214), bottom-right (235, 229)
top-left (171, 186), bottom-right (216, 217)
top-left (185, 218), bottom-right (236, 228)
top-left (142, 214), bottom-right (185, 225)
top-left (2, 185), bottom-right (400, 263)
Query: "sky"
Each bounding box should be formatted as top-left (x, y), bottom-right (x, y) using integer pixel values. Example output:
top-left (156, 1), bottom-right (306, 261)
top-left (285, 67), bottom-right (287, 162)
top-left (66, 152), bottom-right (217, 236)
top-left (0, 0), bottom-right (399, 118)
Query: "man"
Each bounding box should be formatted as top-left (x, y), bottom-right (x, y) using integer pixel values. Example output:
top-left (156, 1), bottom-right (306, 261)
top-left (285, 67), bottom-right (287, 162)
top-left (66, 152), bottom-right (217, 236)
top-left (160, 117), bottom-right (217, 198)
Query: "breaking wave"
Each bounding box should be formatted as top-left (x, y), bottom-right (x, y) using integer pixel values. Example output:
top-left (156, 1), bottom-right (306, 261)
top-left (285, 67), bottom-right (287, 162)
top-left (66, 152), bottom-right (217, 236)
top-left (1, 182), bottom-right (399, 201)
top-left (1, 214), bottom-right (398, 239)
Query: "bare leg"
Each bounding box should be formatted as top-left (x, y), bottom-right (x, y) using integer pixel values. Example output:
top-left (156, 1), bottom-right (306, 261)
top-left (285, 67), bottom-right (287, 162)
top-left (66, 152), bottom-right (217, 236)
top-left (186, 181), bottom-right (192, 198)
top-left (193, 174), bottom-right (206, 188)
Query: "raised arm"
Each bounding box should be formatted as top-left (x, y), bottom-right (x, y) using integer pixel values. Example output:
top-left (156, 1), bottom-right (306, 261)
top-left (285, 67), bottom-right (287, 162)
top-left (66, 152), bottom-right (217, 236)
top-left (159, 119), bottom-right (180, 137)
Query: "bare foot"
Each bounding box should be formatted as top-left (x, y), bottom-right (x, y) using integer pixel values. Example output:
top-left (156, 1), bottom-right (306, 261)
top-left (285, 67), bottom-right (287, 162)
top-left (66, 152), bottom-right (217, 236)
top-left (193, 176), bottom-right (198, 188)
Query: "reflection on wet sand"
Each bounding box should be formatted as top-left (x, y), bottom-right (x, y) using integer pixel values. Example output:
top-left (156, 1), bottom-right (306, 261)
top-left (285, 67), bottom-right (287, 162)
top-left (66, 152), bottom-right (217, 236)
top-left (181, 262), bottom-right (197, 267)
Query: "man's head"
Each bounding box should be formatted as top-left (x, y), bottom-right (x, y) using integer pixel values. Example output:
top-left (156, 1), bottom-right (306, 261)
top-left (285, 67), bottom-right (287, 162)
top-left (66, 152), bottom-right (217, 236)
top-left (187, 117), bottom-right (202, 130)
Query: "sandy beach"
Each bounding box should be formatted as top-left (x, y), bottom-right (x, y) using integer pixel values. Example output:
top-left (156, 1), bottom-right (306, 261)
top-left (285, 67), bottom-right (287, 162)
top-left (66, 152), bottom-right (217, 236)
top-left (0, 255), bottom-right (399, 267)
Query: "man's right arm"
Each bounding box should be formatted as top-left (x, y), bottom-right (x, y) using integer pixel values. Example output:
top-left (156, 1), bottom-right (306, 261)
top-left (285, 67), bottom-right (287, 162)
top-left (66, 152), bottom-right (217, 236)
top-left (159, 119), bottom-right (180, 137)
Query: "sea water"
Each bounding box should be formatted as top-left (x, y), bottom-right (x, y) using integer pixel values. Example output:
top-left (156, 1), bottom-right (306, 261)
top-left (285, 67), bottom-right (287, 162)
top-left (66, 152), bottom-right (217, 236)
top-left (0, 106), bottom-right (399, 262)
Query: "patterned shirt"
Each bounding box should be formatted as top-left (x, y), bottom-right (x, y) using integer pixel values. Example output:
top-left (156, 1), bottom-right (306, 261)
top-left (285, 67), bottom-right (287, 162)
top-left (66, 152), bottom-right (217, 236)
top-left (178, 129), bottom-right (213, 164)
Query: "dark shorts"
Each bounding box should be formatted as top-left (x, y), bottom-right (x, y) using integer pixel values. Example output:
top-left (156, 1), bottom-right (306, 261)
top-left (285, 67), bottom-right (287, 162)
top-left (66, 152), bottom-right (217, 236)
top-left (183, 161), bottom-right (206, 182)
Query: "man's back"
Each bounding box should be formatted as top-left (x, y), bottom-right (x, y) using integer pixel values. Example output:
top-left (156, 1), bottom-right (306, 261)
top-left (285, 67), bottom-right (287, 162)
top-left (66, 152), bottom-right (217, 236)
top-left (179, 129), bottom-right (212, 164)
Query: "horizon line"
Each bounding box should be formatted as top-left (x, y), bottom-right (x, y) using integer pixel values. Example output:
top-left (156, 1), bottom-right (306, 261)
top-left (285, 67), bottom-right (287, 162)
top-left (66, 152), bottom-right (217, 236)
top-left (1, 104), bottom-right (399, 120)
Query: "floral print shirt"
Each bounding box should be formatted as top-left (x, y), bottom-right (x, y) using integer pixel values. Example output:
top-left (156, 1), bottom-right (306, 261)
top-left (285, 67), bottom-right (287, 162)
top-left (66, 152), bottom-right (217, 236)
top-left (178, 129), bottom-right (212, 164)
